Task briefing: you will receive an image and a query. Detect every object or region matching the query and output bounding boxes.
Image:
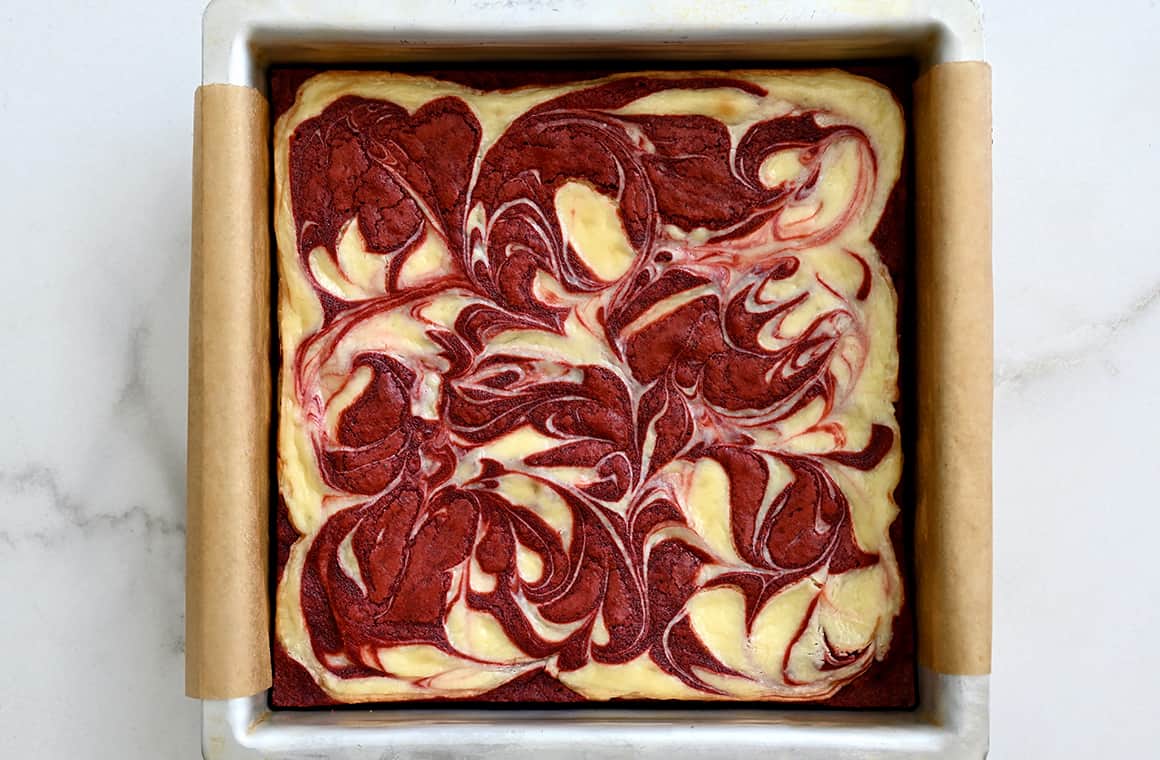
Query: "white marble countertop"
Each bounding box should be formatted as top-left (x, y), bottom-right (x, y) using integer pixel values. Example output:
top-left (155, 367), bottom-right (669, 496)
top-left (1, 1), bottom-right (1157, 757)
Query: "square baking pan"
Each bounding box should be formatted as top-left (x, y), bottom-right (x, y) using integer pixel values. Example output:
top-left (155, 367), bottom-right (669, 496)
top-left (188, 1), bottom-right (992, 757)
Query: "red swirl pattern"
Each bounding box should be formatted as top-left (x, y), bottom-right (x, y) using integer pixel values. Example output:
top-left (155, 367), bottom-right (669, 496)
top-left (274, 72), bottom-right (905, 704)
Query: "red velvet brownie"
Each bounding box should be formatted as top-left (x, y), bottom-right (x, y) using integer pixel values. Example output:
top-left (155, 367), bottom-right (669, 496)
top-left (272, 69), bottom-right (910, 706)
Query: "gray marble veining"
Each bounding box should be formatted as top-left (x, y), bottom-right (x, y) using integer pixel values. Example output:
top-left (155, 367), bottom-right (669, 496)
top-left (2, 0), bottom-right (1160, 758)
